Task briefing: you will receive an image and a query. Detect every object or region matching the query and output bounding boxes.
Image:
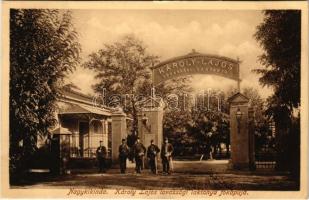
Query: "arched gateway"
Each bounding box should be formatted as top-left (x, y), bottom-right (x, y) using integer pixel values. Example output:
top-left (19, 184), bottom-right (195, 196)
top-left (151, 50), bottom-right (241, 89)
top-left (111, 50), bottom-right (255, 170)
top-left (135, 50), bottom-right (255, 170)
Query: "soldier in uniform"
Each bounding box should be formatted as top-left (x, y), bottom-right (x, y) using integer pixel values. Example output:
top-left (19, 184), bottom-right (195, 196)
top-left (147, 139), bottom-right (160, 174)
top-left (119, 138), bottom-right (130, 174)
top-left (96, 141), bottom-right (107, 173)
top-left (133, 137), bottom-right (146, 174)
top-left (161, 137), bottom-right (174, 174)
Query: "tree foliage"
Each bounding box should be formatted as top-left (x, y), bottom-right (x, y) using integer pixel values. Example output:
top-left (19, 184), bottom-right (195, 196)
top-left (84, 35), bottom-right (191, 136)
top-left (254, 10), bottom-right (300, 116)
top-left (242, 87), bottom-right (265, 122)
top-left (10, 9), bottom-right (81, 175)
top-left (164, 89), bottom-right (231, 157)
top-left (254, 10), bottom-right (300, 175)
top-left (83, 35), bottom-right (156, 134)
top-left (164, 86), bottom-right (267, 157)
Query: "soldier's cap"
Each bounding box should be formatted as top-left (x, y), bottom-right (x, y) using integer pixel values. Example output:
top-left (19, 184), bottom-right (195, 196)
top-left (122, 139), bottom-right (126, 142)
top-left (100, 140), bottom-right (103, 143)
top-left (150, 139), bottom-right (154, 143)
top-left (137, 137), bottom-right (140, 139)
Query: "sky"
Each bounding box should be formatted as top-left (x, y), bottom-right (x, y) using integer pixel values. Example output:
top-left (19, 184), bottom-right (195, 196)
top-left (66, 9), bottom-right (273, 99)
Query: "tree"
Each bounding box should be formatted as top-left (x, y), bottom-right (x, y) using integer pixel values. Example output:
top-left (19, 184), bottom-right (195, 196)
top-left (242, 87), bottom-right (265, 122)
top-left (254, 10), bottom-right (300, 175)
top-left (254, 10), bottom-right (300, 112)
top-left (83, 35), bottom-right (157, 136)
top-left (84, 35), bottom-right (192, 138)
top-left (10, 9), bottom-right (80, 179)
top-left (163, 88), bottom-right (232, 158)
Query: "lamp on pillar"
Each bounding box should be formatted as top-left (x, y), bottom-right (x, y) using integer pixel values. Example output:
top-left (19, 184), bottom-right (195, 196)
top-left (236, 107), bottom-right (243, 134)
top-left (228, 92), bottom-right (250, 170)
top-left (142, 113), bottom-right (151, 132)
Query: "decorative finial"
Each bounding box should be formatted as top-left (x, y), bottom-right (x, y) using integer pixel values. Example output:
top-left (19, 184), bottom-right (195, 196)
top-left (188, 49), bottom-right (198, 55)
top-left (236, 57), bottom-right (242, 63)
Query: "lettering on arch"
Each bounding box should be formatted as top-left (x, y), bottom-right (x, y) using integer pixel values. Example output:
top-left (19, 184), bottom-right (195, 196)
top-left (151, 52), bottom-right (240, 86)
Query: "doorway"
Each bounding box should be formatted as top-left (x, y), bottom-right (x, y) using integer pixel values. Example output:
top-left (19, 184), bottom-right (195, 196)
top-left (79, 121), bottom-right (89, 157)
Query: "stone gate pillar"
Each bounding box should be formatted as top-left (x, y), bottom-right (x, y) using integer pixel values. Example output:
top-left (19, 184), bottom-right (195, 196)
top-left (111, 108), bottom-right (127, 163)
top-left (137, 97), bottom-right (164, 149)
top-left (228, 92), bottom-right (254, 170)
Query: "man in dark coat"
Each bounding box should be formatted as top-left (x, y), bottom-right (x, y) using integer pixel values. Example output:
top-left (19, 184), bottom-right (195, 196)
top-left (161, 137), bottom-right (174, 174)
top-left (96, 141), bottom-right (107, 173)
top-left (147, 139), bottom-right (160, 174)
top-left (133, 137), bottom-right (146, 174)
top-left (119, 138), bottom-right (130, 174)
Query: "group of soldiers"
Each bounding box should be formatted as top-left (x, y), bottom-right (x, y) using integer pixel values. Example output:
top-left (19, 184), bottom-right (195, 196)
top-left (96, 137), bottom-right (174, 175)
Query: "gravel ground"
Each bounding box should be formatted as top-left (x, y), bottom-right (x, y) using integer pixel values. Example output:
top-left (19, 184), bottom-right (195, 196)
top-left (11, 160), bottom-right (299, 190)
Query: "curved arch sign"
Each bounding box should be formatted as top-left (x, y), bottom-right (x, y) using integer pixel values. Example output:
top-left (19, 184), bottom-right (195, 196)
top-left (151, 51), bottom-right (240, 86)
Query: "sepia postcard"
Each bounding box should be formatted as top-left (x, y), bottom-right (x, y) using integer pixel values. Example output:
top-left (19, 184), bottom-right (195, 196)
top-left (1, 1), bottom-right (308, 199)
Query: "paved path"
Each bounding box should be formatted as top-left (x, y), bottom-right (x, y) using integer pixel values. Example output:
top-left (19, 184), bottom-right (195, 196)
top-left (12, 160), bottom-right (298, 190)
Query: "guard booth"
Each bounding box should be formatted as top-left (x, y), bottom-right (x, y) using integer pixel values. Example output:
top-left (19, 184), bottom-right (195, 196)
top-left (50, 127), bottom-right (71, 175)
